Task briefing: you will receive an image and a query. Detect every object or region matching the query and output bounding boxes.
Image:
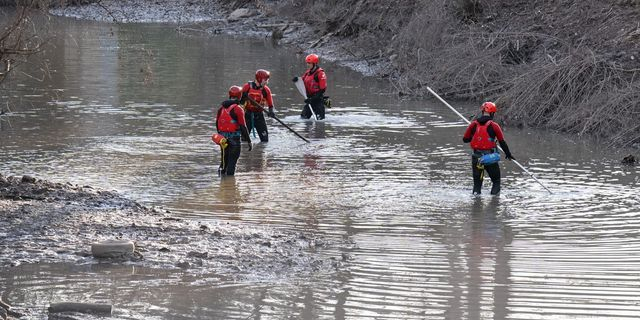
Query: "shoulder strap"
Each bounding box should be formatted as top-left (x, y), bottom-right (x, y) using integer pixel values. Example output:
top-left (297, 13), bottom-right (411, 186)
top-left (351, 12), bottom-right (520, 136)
top-left (221, 103), bottom-right (239, 122)
top-left (485, 120), bottom-right (497, 138)
top-left (309, 68), bottom-right (320, 83)
top-left (228, 104), bottom-right (239, 122)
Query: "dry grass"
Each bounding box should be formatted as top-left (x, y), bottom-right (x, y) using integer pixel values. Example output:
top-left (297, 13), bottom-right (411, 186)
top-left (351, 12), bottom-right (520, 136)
top-left (504, 53), bottom-right (640, 147)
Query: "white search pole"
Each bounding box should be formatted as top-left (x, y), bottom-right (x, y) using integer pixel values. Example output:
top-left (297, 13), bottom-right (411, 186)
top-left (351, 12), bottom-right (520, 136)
top-left (294, 78), bottom-right (317, 120)
top-left (426, 86), bottom-right (553, 194)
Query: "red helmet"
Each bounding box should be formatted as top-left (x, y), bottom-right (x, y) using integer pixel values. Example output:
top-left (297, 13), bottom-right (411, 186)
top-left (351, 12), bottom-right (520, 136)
top-left (481, 102), bottom-right (497, 113)
top-left (255, 69), bottom-right (270, 83)
top-left (305, 54), bottom-right (319, 64)
top-left (228, 85), bottom-right (242, 99)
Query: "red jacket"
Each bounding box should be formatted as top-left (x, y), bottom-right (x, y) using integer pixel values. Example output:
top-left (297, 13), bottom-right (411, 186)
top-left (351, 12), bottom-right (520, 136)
top-left (463, 118), bottom-right (505, 150)
top-left (242, 81), bottom-right (273, 112)
top-left (302, 67), bottom-right (326, 96)
top-left (216, 100), bottom-right (246, 133)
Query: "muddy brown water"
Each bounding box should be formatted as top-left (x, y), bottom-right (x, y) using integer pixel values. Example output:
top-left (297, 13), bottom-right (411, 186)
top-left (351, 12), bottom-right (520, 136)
top-left (1, 17), bottom-right (639, 319)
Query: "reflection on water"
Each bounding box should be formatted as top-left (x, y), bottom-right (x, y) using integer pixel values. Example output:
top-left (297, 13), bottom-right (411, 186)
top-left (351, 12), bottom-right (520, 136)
top-left (1, 17), bottom-right (639, 319)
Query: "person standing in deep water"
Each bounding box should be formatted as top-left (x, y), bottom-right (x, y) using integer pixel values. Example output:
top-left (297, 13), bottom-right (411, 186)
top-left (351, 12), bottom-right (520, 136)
top-left (293, 53), bottom-right (328, 120)
top-left (462, 102), bottom-right (515, 195)
top-left (241, 69), bottom-right (275, 142)
top-left (215, 86), bottom-right (252, 176)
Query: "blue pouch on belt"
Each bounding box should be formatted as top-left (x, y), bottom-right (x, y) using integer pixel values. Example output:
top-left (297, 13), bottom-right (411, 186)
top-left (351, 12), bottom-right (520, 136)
top-left (479, 152), bottom-right (501, 165)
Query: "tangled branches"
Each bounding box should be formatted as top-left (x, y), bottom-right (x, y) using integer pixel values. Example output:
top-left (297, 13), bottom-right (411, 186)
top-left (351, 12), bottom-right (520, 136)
top-left (503, 53), bottom-right (640, 147)
top-left (0, 0), bottom-right (49, 85)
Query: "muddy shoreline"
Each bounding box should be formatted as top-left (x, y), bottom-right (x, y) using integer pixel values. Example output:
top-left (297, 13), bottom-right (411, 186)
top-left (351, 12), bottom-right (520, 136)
top-left (0, 174), bottom-right (339, 274)
top-left (0, 173), bottom-right (341, 317)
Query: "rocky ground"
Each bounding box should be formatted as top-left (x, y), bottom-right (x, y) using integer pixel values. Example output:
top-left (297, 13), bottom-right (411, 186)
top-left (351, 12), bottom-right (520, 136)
top-left (0, 173), bottom-right (340, 277)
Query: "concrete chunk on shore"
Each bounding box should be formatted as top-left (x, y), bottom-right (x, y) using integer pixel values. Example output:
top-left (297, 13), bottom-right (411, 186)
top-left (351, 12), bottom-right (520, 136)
top-left (91, 240), bottom-right (135, 258)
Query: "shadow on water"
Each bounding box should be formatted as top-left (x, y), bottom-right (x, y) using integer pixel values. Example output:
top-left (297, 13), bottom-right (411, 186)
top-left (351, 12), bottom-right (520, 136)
top-left (0, 16), bottom-right (639, 319)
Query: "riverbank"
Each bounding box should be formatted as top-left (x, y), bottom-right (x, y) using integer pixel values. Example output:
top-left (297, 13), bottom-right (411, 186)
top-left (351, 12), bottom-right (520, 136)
top-left (0, 173), bottom-right (338, 275)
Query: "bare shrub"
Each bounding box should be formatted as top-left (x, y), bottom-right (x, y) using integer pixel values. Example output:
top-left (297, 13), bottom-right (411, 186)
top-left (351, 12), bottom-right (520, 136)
top-left (452, 0), bottom-right (482, 22)
top-left (0, 0), bottom-right (51, 85)
top-left (502, 52), bottom-right (640, 147)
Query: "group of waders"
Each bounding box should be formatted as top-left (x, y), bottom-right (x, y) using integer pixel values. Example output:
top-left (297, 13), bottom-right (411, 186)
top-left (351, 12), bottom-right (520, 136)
top-left (212, 54), bottom-right (328, 176)
top-left (212, 54), bottom-right (526, 195)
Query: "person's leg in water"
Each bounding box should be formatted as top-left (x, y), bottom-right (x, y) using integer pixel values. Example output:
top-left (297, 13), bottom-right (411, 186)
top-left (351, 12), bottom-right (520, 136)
top-left (485, 162), bottom-right (501, 195)
top-left (253, 112), bottom-right (269, 142)
top-left (311, 99), bottom-right (325, 120)
top-left (300, 104), bottom-right (312, 119)
top-left (471, 155), bottom-right (484, 194)
top-left (221, 137), bottom-right (241, 176)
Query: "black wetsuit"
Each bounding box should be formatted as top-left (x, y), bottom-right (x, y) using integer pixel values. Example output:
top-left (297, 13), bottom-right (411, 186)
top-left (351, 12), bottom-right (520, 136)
top-left (301, 92), bottom-right (325, 120)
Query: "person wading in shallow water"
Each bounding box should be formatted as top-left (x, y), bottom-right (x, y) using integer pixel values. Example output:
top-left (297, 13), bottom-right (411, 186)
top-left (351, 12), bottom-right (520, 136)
top-left (293, 54), bottom-right (328, 120)
top-left (241, 69), bottom-right (275, 142)
top-left (215, 86), bottom-right (252, 176)
top-left (462, 102), bottom-right (515, 195)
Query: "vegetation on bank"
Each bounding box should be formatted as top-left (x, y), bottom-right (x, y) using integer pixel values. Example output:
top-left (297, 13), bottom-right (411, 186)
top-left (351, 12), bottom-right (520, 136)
top-left (261, 0), bottom-right (640, 148)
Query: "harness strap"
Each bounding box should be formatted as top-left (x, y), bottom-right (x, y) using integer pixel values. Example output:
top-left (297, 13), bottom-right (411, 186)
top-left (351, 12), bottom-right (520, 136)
top-left (219, 145), bottom-right (225, 176)
top-left (476, 163), bottom-right (485, 181)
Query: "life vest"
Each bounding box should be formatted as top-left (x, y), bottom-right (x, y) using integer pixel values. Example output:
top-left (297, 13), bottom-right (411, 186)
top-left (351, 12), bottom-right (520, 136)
top-left (245, 82), bottom-right (268, 112)
top-left (302, 67), bottom-right (325, 96)
top-left (217, 104), bottom-right (240, 133)
top-left (470, 120), bottom-right (497, 150)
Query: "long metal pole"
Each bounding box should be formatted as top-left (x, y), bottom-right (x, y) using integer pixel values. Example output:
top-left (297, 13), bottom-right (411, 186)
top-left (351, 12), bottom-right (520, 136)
top-left (245, 96), bottom-right (310, 143)
top-left (271, 114), bottom-right (310, 143)
top-left (426, 86), bottom-right (553, 194)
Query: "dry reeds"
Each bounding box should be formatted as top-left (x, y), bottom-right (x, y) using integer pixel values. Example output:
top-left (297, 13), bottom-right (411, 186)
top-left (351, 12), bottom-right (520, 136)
top-left (504, 52), bottom-right (640, 147)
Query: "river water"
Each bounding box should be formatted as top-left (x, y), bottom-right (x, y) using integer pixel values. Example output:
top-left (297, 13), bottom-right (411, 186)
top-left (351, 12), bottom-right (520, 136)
top-left (1, 17), bottom-right (639, 319)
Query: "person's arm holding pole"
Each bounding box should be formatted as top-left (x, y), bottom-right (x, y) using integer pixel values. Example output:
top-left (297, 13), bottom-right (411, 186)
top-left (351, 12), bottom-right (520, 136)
top-left (427, 86), bottom-right (552, 194)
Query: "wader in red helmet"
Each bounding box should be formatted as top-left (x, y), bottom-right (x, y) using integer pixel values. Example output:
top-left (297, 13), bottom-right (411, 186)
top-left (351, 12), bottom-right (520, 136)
top-left (462, 102), bottom-right (515, 195)
top-left (215, 86), bottom-right (252, 176)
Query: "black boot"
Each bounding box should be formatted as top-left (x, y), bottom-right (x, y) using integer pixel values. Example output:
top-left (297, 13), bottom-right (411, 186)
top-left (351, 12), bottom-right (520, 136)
top-left (490, 181), bottom-right (500, 195)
